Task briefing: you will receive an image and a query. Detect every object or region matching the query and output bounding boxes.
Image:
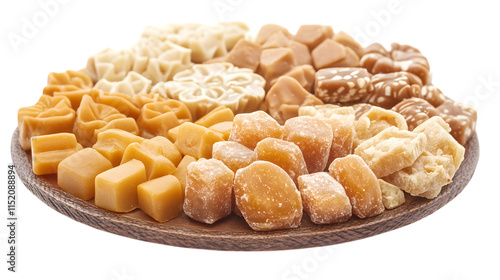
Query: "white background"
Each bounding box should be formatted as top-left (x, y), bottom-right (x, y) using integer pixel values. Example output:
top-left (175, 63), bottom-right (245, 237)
top-left (1, 0), bottom-right (499, 279)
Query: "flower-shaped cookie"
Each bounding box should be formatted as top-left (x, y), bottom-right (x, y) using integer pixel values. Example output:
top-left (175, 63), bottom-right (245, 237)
top-left (151, 63), bottom-right (266, 120)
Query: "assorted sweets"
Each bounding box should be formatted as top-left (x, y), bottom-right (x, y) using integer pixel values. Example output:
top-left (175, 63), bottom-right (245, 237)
top-left (16, 22), bottom-right (478, 232)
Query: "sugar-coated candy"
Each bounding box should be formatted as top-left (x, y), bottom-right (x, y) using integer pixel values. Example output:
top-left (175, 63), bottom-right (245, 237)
top-left (234, 161), bottom-right (302, 231)
top-left (329, 155), bottom-right (384, 218)
top-left (212, 141), bottom-right (255, 173)
top-left (283, 116), bottom-right (333, 173)
top-left (298, 172), bottom-right (352, 224)
top-left (254, 138), bottom-right (308, 185)
top-left (183, 159), bottom-right (234, 224)
top-left (228, 111), bottom-right (283, 150)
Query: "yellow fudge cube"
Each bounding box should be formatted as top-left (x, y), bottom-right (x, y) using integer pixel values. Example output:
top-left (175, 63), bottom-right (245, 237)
top-left (58, 148), bottom-right (113, 200)
top-left (31, 133), bottom-right (82, 175)
top-left (194, 106), bottom-right (234, 128)
top-left (174, 122), bottom-right (224, 159)
top-left (92, 129), bottom-right (145, 166)
top-left (138, 175), bottom-right (183, 222)
top-left (121, 138), bottom-right (176, 180)
top-left (95, 159), bottom-right (146, 213)
top-left (172, 155), bottom-right (197, 198)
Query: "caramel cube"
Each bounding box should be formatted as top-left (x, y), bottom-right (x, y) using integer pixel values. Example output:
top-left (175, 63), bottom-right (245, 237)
top-left (311, 39), bottom-right (346, 70)
top-left (287, 41), bottom-right (312, 66)
top-left (208, 121), bottom-right (233, 141)
top-left (254, 24), bottom-right (293, 45)
top-left (58, 148), bottom-right (113, 200)
top-left (95, 159), bottom-right (147, 213)
top-left (228, 111), bottom-right (283, 150)
top-left (121, 137), bottom-right (177, 180)
top-left (31, 133), bottom-right (82, 175)
top-left (258, 48), bottom-right (296, 87)
top-left (354, 127), bottom-right (427, 178)
top-left (172, 155), bottom-right (197, 197)
top-left (137, 175), bottom-right (183, 222)
top-left (92, 129), bottom-right (145, 166)
top-left (183, 159), bottom-right (234, 224)
top-left (253, 138), bottom-right (308, 185)
top-left (212, 141), bottom-right (255, 173)
top-left (298, 172), bottom-right (352, 224)
top-left (265, 76), bottom-right (323, 125)
top-left (234, 161), bottom-right (302, 231)
top-left (174, 122), bottom-right (225, 159)
top-left (225, 39), bottom-right (262, 71)
top-left (294, 25), bottom-right (334, 51)
top-left (329, 155), bottom-right (384, 219)
top-left (283, 116), bottom-right (333, 173)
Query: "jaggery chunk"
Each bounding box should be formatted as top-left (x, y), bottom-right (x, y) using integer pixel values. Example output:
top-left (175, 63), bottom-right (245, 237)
top-left (228, 111), bottom-right (283, 150)
top-left (283, 116), bottom-right (333, 173)
top-left (31, 133), bottom-right (83, 175)
top-left (234, 161), bottom-right (302, 231)
top-left (378, 179), bottom-right (405, 210)
top-left (298, 172), bottom-right (352, 224)
top-left (137, 175), bottom-right (183, 222)
top-left (329, 155), bottom-right (384, 218)
top-left (299, 105), bottom-right (355, 165)
top-left (95, 159), bottom-right (147, 213)
top-left (212, 141), bottom-right (255, 173)
top-left (92, 129), bottom-right (145, 166)
top-left (355, 106), bottom-right (408, 146)
top-left (254, 138), bottom-right (308, 185)
top-left (183, 159), bottom-right (234, 224)
top-left (58, 148), bottom-right (113, 200)
top-left (354, 127), bottom-right (427, 178)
